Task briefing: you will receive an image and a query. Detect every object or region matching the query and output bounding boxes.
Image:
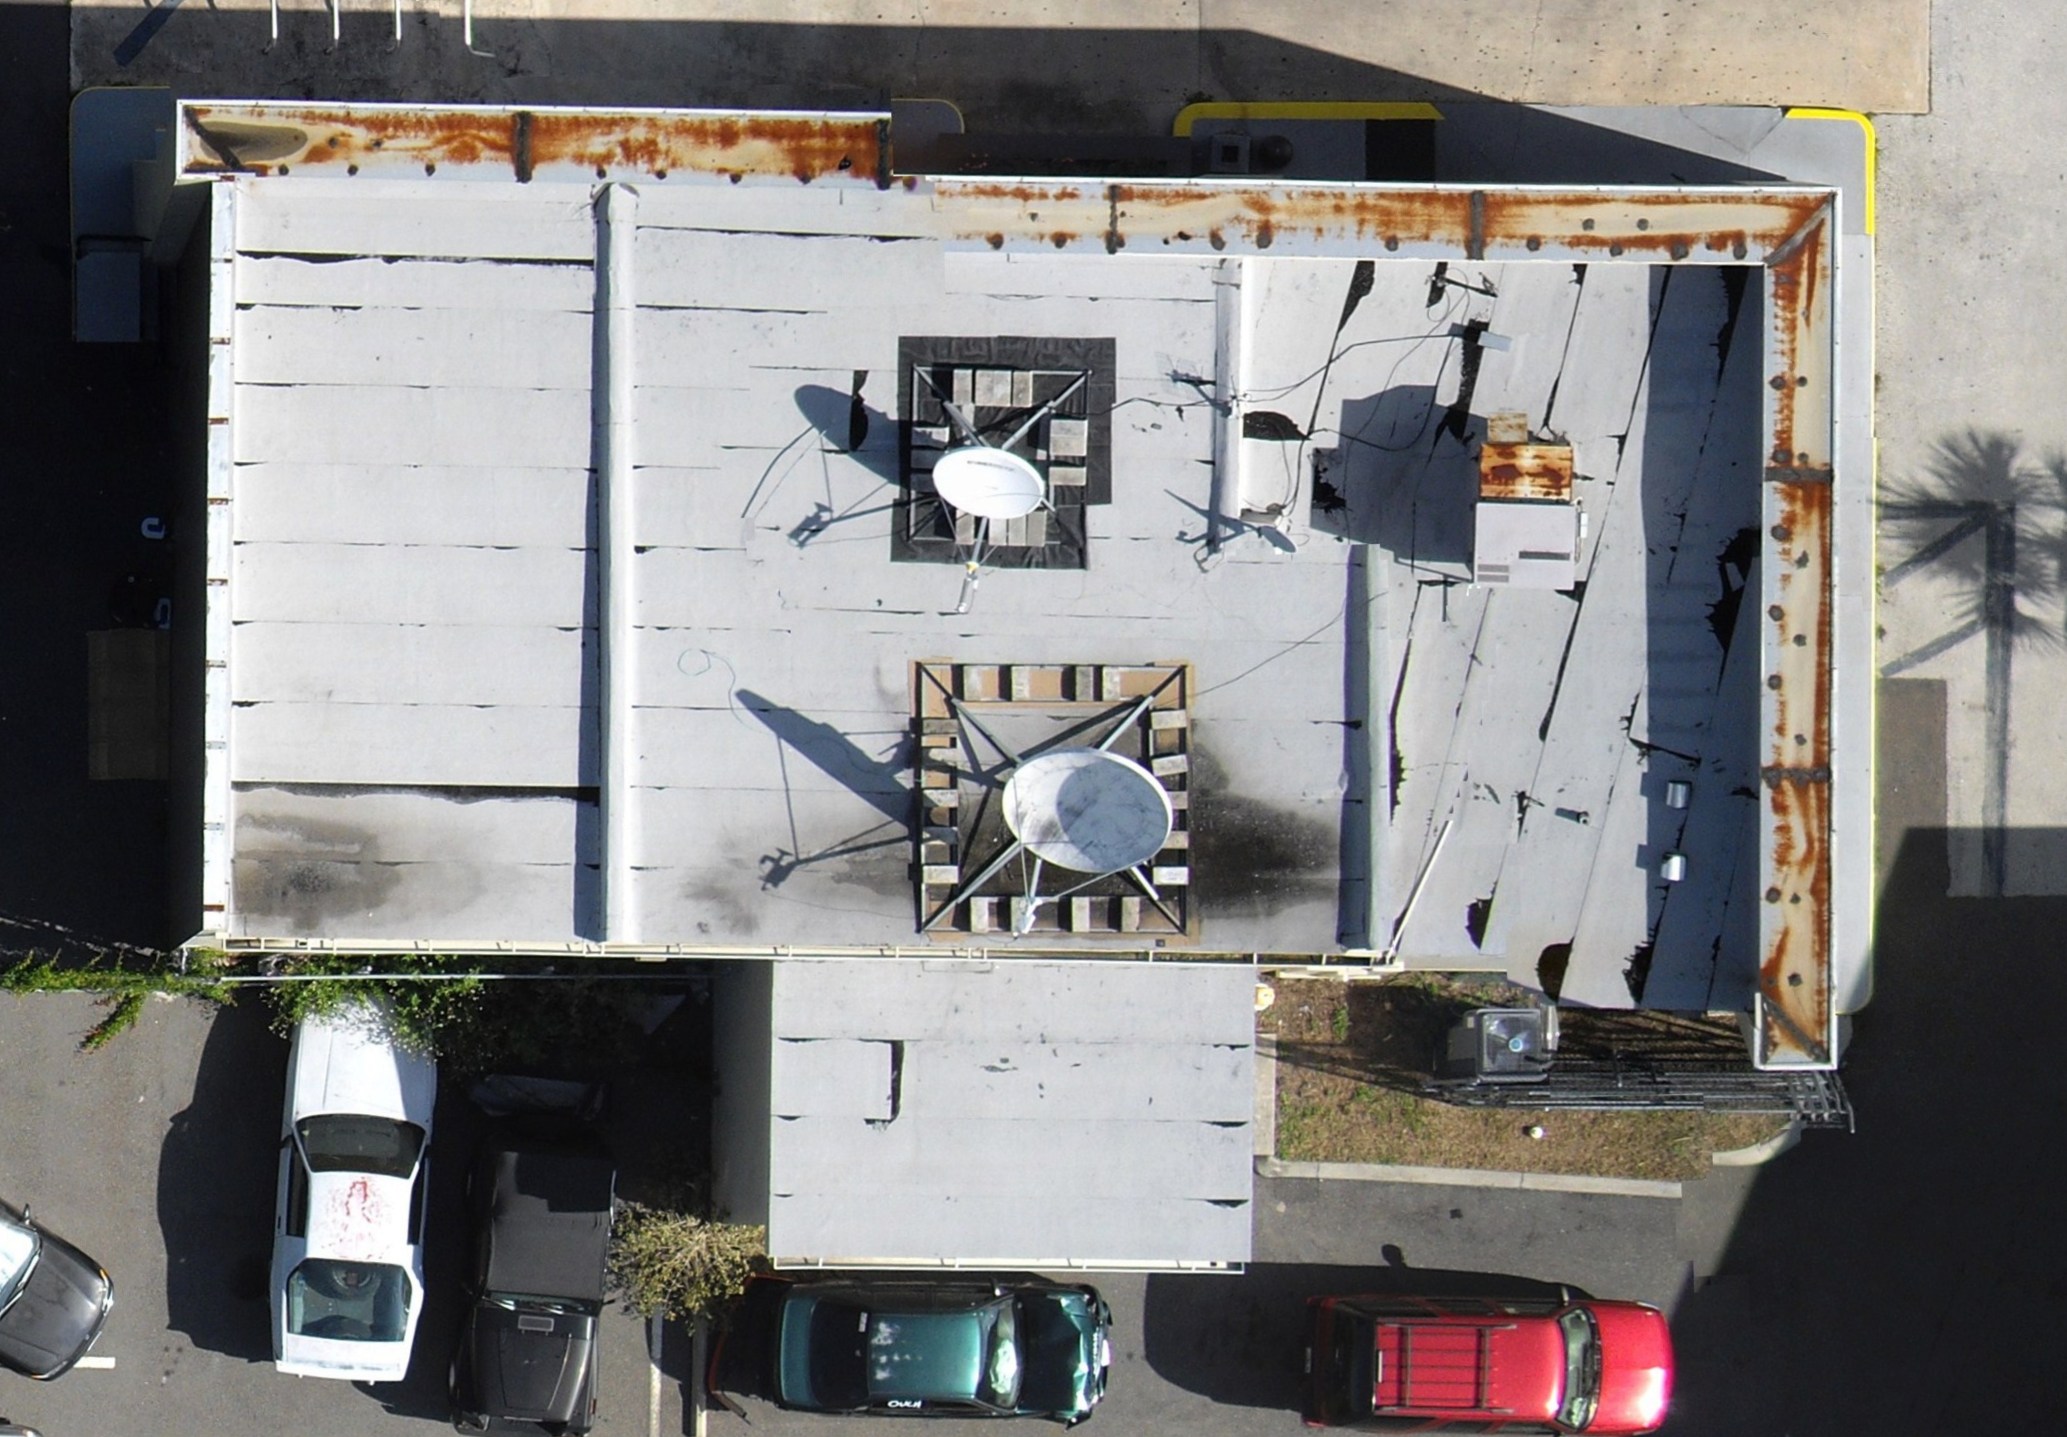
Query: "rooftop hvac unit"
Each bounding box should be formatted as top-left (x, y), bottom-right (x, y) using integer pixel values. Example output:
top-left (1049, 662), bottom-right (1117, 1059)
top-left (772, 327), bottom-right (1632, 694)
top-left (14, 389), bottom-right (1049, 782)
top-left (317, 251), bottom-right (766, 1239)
top-left (1472, 438), bottom-right (1581, 591)
top-left (1439, 1006), bottom-right (1558, 1083)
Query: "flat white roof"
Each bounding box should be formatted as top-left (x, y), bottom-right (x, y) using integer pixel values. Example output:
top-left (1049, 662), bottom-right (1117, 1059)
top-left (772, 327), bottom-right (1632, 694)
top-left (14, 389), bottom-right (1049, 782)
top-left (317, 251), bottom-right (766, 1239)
top-left (764, 959), bottom-right (1253, 1268)
top-left (184, 104), bottom-right (1864, 1063)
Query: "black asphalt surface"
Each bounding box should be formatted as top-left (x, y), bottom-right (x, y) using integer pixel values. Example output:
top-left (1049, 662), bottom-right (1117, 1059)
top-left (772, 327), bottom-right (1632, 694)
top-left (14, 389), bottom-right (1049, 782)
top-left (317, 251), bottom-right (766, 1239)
top-left (1, 0), bottom-right (182, 955)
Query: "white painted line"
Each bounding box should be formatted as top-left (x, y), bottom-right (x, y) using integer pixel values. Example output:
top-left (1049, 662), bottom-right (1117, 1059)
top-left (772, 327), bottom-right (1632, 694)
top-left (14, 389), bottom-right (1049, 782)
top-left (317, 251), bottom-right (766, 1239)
top-left (75, 1355), bottom-right (118, 1370)
top-left (647, 1315), bottom-right (664, 1437)
top-left (690, 1317), bottom-right (708, 1437)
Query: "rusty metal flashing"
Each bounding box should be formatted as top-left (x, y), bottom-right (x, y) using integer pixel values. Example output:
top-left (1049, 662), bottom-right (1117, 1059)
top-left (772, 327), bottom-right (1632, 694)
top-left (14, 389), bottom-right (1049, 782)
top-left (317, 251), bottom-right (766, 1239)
top-left (925, 178), bottom-right (1830, 265)
top-left (1757, 204), bottom-right (1840, 1070)
top-left (175, 102), bottom-right (890, 186)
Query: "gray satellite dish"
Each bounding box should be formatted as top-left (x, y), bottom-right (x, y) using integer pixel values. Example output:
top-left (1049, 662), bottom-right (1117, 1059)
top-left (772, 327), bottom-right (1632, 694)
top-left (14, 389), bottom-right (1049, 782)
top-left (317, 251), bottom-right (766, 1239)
top-left (1003, 748), bottom-right (1174, 874)
top-left (933, 446), bottom-right (1046, 520)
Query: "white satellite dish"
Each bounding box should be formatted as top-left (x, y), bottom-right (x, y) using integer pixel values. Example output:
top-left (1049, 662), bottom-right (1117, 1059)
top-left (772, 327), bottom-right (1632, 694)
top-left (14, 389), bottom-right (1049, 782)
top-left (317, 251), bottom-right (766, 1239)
top-left (1003, 748), bottom-right (1174, 874)
top-left (933, 447), bottom-right (1046, 520)
top-left (911, 363), bottom-right (1090, 613)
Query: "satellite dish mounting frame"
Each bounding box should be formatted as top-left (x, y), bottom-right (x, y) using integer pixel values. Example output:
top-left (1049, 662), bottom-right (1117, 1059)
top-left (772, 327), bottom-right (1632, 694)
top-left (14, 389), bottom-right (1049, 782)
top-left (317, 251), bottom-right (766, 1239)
top-left (913, 364), bottom-right (1090, 613)
top-left (918, 680), bottom-right (1185, 935)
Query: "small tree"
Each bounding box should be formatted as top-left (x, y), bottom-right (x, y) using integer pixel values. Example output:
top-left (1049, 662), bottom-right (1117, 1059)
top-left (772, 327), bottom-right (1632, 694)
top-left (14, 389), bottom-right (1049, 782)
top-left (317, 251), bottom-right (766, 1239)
top-left (609, 1203), bottom-right (767, 1321)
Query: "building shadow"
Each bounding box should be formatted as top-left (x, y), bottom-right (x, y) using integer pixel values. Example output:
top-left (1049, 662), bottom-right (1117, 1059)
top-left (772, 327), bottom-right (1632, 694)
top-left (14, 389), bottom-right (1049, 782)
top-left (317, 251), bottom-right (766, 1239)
top-left (1624, 264), bottom-right (1762, 1009)
top-left (1140, 1262), bottom-right (1572, 1410)
top-left (1310, 384), bottom-right (1482, 573)
top-left (1654, 679), bottom-right (2067, 1436)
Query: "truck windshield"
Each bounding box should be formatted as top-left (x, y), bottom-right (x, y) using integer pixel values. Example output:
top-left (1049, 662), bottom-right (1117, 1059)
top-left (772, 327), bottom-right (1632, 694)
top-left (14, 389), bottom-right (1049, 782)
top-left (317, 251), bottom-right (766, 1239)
top-left (1305, 1304), bottom-right (1373, 1424)
top-left (285, 1259), bottom-right (411, 1342)
top-left (297, 1115), bottom-right (425, 1179)
top-left (1556, 1306), bottom-right (1602, 1430)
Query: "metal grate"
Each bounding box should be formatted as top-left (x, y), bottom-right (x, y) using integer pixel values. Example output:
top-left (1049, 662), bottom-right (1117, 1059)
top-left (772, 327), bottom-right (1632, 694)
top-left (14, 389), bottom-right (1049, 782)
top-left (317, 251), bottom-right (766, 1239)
top-left (1425, 1063), bottom-right (1853, 1131)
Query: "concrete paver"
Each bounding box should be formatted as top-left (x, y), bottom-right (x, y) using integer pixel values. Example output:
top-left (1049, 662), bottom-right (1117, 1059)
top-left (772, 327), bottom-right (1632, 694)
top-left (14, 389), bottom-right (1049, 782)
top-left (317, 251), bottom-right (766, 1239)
top-left (1875, 0), bottom-right (2067, 896)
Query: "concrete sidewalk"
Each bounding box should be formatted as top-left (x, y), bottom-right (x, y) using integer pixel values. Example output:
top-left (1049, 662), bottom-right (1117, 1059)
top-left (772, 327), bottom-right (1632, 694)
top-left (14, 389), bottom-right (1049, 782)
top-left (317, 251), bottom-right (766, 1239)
top-left (72, 0), bottom-right (1929, 122)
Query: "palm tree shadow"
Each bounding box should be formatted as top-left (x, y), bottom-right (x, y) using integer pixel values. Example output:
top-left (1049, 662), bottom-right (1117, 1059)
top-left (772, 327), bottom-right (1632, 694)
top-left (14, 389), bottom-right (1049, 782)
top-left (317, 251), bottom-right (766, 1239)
top-left (1880, 427), bottom-right (2067, 669)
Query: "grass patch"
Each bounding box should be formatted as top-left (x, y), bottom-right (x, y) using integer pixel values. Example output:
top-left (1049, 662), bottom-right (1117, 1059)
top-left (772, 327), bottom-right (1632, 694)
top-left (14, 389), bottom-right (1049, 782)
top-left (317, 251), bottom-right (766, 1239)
top-left (1264, 975), bottom-right (1790, 1182)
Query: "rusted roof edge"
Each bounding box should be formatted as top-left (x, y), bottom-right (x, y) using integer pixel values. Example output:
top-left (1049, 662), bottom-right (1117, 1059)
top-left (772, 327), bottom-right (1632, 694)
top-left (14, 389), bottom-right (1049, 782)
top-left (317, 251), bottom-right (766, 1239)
top-left (928, 177), bottom-right (1838, 265)
top-left (175, 100), bottom-right (893, 187)
top-left (1755, 205), bottom-right (1841, 1072)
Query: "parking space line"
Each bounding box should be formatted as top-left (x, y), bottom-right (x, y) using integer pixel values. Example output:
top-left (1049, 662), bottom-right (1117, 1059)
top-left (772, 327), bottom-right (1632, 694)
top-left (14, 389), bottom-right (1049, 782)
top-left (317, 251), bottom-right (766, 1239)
top-left (75, 1355), bottom-right (118, 1370)
top-left (690, 1318), bottom-right (707, 1437)
top-left (647, 1315), bottom-right (664, 1437)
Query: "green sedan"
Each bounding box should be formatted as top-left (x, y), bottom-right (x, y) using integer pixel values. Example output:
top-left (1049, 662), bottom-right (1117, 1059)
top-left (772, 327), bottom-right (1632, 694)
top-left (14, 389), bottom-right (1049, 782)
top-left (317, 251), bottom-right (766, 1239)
top-left (712, 1276), bottom-right (1113, 1425)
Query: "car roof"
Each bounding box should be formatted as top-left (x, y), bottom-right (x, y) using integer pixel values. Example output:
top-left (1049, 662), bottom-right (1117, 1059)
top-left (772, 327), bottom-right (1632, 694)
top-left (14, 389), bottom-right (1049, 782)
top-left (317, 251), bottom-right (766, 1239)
top-left (480, 1141), bottom-right (616, 1302)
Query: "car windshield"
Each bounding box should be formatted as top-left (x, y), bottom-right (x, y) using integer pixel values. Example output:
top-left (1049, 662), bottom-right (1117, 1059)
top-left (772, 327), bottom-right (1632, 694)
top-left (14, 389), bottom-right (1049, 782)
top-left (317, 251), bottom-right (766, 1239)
top-left (285, 1259), bottom-right (411, 1342)
top-left (297, 1114), bottom-right (425, 1179)
top-left (980, 1299), bottom-right (1021, 1407)
top-left (486, 1292), bottom-right (591, 1316)
top-left (1017, 1292), bottom-right (1099, 1415)
top-left (1557, 1306), bottom-right (1602, 1430)
top-left (0, 1221), bottom-right (38, 1316)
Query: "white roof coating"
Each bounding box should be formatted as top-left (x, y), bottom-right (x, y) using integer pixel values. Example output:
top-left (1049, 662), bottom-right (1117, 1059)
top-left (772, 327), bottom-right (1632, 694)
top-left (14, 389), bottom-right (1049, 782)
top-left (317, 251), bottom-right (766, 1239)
top-left (187, 104), bottom-right (1862, 1050)
top-left (218, 174), bottom-right (1365, 953)
top-left (764, 959), bottom-right (1254, 1268)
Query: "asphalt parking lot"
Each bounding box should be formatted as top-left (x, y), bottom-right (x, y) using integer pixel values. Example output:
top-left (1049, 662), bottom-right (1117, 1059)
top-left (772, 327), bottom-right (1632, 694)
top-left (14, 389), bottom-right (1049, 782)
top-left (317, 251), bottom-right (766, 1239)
top-left (2, 990), bottom-right (1703, 1437)
top-left (0, 992), bottom-right (697, 1437)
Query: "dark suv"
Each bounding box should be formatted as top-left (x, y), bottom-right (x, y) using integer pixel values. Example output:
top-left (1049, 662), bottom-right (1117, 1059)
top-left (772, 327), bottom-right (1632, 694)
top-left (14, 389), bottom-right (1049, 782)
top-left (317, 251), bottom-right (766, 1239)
top-left (448, 1135), bottom-right (617, 1434)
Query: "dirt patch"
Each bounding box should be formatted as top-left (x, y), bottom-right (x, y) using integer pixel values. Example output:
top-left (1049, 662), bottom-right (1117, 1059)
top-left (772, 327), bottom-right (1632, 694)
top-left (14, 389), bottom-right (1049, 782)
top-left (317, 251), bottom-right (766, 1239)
top-left (1262, 976), bottom-right (1790, 1183)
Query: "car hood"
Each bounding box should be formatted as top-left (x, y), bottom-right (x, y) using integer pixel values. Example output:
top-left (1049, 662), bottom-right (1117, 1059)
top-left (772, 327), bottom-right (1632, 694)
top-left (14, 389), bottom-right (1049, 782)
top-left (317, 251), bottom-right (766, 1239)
top-left (290, 1004), bottom-right (437, 1126)
top-left (0, 1232), bottom-right (112, 1379)
top-left (1590, 1303), bottom-right (1674, 1434)
top-left (462, 1305), bottom-right (597, 1425)
top-left (275, 1327), bottom-right (414, 1383)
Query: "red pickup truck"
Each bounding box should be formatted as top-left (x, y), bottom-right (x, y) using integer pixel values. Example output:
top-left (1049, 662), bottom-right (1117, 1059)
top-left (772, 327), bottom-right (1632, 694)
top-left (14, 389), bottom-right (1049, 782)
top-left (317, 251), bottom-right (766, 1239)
top-left (1302, 1292), bottom-right (1673, 1434)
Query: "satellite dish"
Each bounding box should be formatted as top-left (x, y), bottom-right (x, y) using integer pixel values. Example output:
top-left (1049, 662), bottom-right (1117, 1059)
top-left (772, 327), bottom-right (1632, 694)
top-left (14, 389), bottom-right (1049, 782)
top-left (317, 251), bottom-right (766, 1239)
top-left (1003, 748), bottom-right (1174, 874)
top-left (933, 447), bottom-right (1046, 520)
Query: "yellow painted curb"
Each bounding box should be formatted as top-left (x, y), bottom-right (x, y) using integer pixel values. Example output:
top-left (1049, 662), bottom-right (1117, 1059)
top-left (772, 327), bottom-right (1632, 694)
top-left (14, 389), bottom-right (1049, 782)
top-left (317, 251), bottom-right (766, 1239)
top-left (1783, 107), bottom-right (1876, 235)
top-left (1173, 101), bottom-right (1442, 138)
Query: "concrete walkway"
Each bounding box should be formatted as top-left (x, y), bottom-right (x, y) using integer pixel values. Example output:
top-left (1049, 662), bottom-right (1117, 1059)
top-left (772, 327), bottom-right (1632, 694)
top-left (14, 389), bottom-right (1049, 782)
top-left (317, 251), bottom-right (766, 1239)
top-left (1874, 0), bottom-right (2067, 898)
top-left (72, 0), bottom-right (1929, 122)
